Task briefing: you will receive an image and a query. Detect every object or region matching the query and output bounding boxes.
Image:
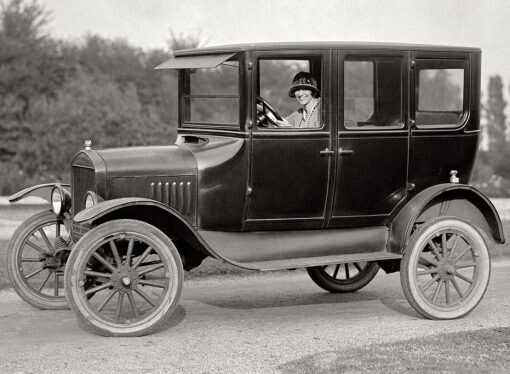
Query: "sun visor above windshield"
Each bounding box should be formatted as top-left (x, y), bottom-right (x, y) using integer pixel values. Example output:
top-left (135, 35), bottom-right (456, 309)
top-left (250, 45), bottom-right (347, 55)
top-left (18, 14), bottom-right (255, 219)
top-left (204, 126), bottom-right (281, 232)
top-left (154, 53), bottom-right (237, 69)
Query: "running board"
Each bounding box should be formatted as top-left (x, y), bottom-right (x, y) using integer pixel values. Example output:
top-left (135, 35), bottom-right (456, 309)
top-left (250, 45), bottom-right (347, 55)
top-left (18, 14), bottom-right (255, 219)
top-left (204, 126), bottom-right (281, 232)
top-left (199, 226), bottom-right (391, 264)
top-left (234, 251), bottom-right (402, 271)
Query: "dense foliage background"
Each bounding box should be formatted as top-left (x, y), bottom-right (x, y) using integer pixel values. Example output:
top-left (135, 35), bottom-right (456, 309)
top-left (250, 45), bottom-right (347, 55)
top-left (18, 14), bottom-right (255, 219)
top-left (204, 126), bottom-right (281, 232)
top-left (0, 0), bottom-right (509, 196)
top-left (0, 0), bottom-right (186, 193)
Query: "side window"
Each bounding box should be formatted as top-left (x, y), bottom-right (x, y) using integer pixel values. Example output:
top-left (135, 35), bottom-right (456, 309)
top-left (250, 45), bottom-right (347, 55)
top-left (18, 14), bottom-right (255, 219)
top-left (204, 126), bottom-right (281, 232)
top-left (257, 57), bottom-right (323, 130)
top-left (343, 57), bottom-right (402, 129)
top-left (344, 61), bottom-right (374, 123)
top-left (182, 59), bottom-right (240, 128)
top-left (415, 59), bottom-right (466, 128)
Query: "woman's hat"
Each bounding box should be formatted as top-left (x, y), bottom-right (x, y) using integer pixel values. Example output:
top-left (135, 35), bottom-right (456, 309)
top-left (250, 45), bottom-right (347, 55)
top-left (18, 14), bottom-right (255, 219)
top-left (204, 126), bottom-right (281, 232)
top-left (288, 72), bottom-right (320, 98)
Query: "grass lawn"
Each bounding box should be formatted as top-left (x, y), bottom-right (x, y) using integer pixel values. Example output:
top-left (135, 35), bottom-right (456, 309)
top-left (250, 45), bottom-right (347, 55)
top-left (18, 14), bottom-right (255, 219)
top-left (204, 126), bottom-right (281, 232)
top-left (279, 327), bottom-right (510, 373)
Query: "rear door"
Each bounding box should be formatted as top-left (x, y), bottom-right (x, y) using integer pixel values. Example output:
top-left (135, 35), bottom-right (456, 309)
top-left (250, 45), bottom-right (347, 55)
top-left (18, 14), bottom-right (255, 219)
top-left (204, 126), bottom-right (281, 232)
top-left (408, 52), bottom-right (476, 191)
top-left (329, 50), bottom-right (410, 227)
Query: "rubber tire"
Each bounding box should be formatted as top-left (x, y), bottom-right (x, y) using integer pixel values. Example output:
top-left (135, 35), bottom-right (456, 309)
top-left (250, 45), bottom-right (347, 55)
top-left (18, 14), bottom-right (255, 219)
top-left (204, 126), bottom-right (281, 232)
top-left (307, 261), bottom-right (379, 293)
top-left (6, 210), bottom-right (69, 310)
top-left (64, 219), bottom-right (183, 337)
top-left (400, 216), bottom-right (491, 320)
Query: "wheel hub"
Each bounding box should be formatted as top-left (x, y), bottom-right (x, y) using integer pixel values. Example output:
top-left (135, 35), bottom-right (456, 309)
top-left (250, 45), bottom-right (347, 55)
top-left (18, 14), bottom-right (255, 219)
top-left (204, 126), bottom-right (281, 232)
top-left (42, 238), bottom-right (70, 270)
top-left (42, 254), bottom-right (61, 270)
top-left (110, 267), bottom-right (138, 290)
top-left (437, 258), bottom-right (456, 278)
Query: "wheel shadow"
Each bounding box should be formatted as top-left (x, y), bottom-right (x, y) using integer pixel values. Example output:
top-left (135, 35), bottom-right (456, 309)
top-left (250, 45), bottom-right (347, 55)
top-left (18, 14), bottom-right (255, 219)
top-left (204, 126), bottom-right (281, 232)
top-left (152, 305), bottom-right (186, 335)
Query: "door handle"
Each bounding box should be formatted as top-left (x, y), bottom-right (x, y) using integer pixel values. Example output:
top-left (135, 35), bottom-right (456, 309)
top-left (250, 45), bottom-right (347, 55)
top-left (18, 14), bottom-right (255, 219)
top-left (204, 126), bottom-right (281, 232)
top-left (320, 147), bottom-right (334, 156)
top-left (338, 148), bottom-right (353, 155)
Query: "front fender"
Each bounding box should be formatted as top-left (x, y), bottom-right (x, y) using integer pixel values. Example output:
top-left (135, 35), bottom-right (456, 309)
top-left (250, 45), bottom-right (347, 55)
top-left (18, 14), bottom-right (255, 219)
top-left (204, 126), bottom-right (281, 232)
top-left (389, 183), bottom-right (505, 254)
top-left (73, 197), bottom-right (215, 258)
top-left (72, 197), bottom-right (264, 270)
top-left (8, 183), bottom-right (70, 204)
top-left (74, 197), bottom-right (190, 224)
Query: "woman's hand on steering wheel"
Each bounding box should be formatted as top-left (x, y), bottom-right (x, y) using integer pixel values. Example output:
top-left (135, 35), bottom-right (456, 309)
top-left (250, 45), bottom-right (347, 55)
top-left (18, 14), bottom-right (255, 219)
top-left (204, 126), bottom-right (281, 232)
top-left (256, 96), bottom-right (285, 127)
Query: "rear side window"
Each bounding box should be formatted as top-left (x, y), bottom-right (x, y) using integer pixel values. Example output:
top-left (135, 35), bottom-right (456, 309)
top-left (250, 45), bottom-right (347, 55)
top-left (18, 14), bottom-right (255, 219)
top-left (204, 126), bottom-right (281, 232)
top-left (344, 61), bottom-right (374, 123)
top-left (343, 57), bottom-right (403, 129)
top-left (415, 59), bottom-right (467, 128)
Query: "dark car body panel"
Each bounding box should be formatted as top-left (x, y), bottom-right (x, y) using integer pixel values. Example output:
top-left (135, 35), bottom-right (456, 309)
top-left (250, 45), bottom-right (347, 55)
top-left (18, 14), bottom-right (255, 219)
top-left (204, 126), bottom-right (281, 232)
top-left (71, 146), bottom-right (198, 224)
top-left (245, 130), bottom-right (331, 229)
top-left (97, 145), bottom-right (197, 178)
top-left (177, 135), bottom-right (250, 230)
top-left (171, 42), bottom-right (480, 57)
top-left (62, 42), bottom-right (504, 271)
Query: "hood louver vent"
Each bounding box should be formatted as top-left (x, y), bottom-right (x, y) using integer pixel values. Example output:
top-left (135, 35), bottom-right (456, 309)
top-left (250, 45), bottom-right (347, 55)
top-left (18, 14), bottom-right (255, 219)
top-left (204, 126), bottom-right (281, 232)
top-left (150, 180), bottom-right (193, 217)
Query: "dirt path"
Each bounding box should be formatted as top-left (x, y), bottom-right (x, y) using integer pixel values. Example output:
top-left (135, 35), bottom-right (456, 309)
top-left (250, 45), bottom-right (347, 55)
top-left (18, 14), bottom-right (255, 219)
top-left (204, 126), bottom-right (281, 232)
top-left (1, 261), bottom-right (509, 373)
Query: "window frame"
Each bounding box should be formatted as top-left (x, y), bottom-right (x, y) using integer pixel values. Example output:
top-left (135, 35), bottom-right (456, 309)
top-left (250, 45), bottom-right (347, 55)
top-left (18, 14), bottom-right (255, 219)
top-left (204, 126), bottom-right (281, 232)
top-left (179, 55), bottom-right (242, 130)
top-left (340, 54), bottom-right (406, 132)
top-left (412, 57), bottom-right (470, 130)
top-left (253, 51), bottom-right (328, 133)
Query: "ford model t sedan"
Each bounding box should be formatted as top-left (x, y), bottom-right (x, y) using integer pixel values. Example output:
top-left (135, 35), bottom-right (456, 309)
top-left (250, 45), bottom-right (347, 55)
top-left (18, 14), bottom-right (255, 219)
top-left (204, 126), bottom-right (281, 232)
top-left (7, 42), bottom-right (505, 336)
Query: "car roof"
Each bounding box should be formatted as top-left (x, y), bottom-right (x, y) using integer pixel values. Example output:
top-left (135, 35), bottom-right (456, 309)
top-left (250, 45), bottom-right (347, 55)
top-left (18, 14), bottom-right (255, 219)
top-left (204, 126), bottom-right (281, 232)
top-left (174, 42), bottom-right (481, 56)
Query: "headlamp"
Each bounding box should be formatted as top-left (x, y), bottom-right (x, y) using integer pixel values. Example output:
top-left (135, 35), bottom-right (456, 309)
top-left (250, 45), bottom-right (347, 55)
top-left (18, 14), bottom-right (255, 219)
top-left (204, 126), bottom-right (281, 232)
top-left (84, 191), bottom-right (101, 209)
top-left (51, 185), bottom-right (71, 216)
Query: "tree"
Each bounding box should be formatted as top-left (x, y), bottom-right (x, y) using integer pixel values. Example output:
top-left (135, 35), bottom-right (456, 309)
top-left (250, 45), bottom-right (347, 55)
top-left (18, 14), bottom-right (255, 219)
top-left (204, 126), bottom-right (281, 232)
top-left (485, 75), bottom-right (507, 154)
top-left (473, 75), bottom-right (510, 196)
top-left (0, 1), bottom-right (205, 194)
top-left (167, 28), bottom-right (206, 52)
top-left (0, 0), bottom-right (67, 161)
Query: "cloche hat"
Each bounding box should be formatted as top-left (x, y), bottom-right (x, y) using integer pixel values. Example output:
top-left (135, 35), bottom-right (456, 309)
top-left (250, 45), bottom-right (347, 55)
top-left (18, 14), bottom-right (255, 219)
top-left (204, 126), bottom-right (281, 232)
top-left (288, 72), bottom-right (320, 98)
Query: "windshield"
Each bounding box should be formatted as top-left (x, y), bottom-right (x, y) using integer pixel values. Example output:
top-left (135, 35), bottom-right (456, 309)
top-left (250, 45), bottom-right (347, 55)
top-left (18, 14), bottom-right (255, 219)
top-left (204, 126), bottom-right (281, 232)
top-left (181, 59), bottom-right (239, 128)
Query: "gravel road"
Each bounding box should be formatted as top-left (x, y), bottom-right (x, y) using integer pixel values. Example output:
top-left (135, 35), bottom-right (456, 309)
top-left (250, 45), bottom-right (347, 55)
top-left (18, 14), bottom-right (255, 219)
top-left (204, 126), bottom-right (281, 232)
top-left (1, 260), bottom-right (509, 373)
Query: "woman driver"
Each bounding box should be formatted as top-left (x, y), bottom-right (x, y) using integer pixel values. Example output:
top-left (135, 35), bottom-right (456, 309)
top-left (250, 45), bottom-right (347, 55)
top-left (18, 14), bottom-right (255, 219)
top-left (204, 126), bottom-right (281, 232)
top-left (276, 72), bottom-right (321, 128)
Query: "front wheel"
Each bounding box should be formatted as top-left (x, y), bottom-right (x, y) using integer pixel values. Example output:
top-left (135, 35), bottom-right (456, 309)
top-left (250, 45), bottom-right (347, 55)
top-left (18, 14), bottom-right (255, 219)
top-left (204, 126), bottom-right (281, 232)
top-left (400, 217), bottom-right (491, 320)
top-left (6, 210), bottom-right (69, 309)
top-left (307, 261), bottom-right (379, 293)
top-left (64, 219), bottom-right (183, 336)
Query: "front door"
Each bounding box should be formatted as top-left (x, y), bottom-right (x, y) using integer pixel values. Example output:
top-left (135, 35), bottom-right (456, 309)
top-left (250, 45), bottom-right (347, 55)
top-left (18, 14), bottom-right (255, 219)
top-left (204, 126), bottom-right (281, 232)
top-left (329, 51), bottom-right (410, 227)
top-left (245, 51), bottom-right (332, 230)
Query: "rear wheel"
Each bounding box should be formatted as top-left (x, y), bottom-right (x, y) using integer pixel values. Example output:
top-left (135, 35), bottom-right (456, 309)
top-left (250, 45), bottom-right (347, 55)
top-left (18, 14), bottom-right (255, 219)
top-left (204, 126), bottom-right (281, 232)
top-left (64, 219), bottom-right (183, 336)
top-left (400, 217), bottom-right (491, 319)
top-left (307, 261), bottom-right (379, 293)
top-left (6, 211), bottom-right (69, 309)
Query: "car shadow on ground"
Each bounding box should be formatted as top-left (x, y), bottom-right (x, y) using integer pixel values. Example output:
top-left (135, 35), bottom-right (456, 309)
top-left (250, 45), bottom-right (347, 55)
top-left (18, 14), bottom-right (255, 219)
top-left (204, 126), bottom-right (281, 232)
top-left (152, 305), bottom-right (186, 335)
top-left (187, 289), bottom-right (419, 318)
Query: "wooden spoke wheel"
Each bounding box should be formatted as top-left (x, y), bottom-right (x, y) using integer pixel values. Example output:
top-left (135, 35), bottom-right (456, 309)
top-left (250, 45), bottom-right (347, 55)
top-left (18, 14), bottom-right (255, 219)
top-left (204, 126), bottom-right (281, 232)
top-left (400, 217), bottom-right (491, 319)
top-left (307, 261), bottom-right (379, 293)
top-left (64, 219), bottom-right (183, 336)
top-left (6, 211), bottom-right (69, 309)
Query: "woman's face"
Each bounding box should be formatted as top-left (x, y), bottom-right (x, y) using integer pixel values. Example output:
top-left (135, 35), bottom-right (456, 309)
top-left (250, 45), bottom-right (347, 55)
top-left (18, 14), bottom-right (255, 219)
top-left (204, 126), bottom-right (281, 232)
top-left (294, 89), bottom-right (313, 106)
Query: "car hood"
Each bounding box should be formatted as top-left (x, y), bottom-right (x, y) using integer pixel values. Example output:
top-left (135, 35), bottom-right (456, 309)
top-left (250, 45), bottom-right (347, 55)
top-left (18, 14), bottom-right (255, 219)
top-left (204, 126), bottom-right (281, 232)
top-left (95, 145), bottom-right (197, 178)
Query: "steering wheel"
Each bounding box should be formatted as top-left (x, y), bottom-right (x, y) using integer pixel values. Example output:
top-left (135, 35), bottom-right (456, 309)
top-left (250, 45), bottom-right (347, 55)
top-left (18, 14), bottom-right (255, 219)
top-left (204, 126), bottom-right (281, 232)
top-left (256, 96), bottom-right (284, 127)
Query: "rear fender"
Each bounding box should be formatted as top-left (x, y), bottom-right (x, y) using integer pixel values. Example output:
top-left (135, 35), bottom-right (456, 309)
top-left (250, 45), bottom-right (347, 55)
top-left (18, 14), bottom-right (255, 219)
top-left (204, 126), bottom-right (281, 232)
top-left (389, 183), bottom-right (505, 254)
top-left (8, 183), bottom-right (70, 204)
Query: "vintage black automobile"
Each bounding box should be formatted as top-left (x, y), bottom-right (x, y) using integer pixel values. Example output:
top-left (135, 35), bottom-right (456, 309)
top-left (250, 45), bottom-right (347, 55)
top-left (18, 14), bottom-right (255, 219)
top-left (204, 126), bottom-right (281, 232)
top-left (6, 42), bottom-right (505, 336)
